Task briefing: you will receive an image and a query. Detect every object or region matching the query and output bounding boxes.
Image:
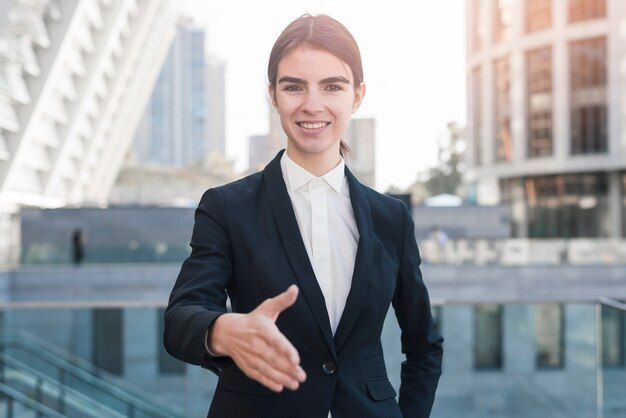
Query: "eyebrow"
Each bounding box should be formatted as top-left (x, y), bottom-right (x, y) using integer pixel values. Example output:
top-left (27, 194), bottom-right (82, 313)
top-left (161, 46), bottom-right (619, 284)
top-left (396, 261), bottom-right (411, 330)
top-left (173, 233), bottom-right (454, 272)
top-left (277, 76), bottom-right (351, 85)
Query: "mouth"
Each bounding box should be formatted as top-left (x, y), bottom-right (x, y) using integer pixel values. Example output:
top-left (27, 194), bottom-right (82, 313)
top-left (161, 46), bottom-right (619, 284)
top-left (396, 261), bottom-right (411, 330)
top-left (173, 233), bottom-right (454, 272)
top-left (297, 122), bottom-right (330, 129)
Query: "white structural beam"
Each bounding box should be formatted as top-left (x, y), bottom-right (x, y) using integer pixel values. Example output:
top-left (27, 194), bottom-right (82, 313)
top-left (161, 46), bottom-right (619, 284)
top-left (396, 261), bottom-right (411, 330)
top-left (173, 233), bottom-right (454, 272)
top-left (0, 0), bottom-right (176, 209)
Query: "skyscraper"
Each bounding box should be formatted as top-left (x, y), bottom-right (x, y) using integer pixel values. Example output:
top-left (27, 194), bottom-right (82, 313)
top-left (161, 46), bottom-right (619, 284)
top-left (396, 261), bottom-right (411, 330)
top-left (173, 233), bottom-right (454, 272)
top-left (134, 18), bottom-right (207, 167)
top-left (206, 56), bottom-right (226, 161)
top-left (343, 118), bottom-right (376, 189)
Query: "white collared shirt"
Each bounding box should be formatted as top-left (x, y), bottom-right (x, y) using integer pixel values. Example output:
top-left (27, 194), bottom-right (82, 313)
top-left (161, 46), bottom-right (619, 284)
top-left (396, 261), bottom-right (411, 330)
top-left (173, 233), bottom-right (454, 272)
top-left (280, 151), bottom-right (359, 335)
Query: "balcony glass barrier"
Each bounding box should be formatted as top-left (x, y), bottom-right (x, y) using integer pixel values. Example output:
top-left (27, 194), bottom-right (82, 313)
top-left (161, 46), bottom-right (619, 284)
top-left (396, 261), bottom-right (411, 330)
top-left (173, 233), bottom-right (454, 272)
top-left (0, 302), bottom-right (623, 417)
top-left (19, 239), bottom-right (626, 265)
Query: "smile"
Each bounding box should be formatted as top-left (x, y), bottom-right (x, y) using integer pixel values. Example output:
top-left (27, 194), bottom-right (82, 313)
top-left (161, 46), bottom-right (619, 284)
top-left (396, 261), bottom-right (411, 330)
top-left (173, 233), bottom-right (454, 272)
top-left (297, 122), bottom-right (329, 129)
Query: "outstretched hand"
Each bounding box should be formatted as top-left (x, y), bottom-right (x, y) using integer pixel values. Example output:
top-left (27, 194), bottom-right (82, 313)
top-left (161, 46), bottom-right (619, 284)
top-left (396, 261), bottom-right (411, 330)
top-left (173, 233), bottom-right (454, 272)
top-left (208, 285), bottom-right (307, 392)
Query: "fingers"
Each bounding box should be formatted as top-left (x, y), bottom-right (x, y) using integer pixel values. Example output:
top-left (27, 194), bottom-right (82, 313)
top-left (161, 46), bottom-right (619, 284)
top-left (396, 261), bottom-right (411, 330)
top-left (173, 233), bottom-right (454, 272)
top-left (256, 285), bottom-right (299, 321)
top-left (218, 285), bottom-right (308, 393)
top-left (243, 333), bottom-right (307, 392)
top-left (227, 317), bottom-right (306, 393)
top-left (246, 357), bottom-right (305, 392)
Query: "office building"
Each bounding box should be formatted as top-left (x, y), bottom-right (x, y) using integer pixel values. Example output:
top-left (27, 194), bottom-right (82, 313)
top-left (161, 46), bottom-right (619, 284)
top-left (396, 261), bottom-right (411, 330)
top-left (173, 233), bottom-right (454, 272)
top-left (343, 117), bottom-right (376, 188)
top-left (133, 18), bottom-right (209, 167)
top-left (0, 0), bottom-right (176, 266)
top-left (465, 0), bottom-right (626, 238)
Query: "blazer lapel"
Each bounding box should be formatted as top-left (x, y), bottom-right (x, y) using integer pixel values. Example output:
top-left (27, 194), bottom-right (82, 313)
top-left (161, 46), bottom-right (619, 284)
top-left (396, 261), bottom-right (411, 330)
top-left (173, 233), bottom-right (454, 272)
top-left (333, 167), bottom-right (373, 352)
top-left (262, 150), bottom-right (336, 358)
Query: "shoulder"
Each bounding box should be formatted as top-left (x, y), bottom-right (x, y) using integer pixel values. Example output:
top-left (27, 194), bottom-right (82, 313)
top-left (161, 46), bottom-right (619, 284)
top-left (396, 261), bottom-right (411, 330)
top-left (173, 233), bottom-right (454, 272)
top-left (200, 171), bottom-right (264, 206)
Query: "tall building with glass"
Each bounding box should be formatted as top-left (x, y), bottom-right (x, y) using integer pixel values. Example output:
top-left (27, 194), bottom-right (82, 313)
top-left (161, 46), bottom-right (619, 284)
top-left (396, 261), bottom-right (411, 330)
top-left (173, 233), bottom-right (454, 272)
top-left (134, 18), bottom-right (208, 167)
top-left (465, 0), bottom-right (626, 238)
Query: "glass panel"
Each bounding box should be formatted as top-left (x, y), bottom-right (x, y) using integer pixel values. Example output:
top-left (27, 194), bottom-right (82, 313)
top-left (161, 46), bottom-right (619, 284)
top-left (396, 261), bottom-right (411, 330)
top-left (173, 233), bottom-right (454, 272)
top-left (472, 67), bottom-right (482, 166)
top-left (526, 0), bottom-right (552, 32)
top-left (569, 37), bottom-right (607, 155)
top-left (525, 173), bottom-right (609, 238)
top-left (535, 303), bottom-right (565, 368)
top-left (527, 47), bottom-right (553, 158)
top-left (474, 304), bottom-right (503, 369)
top-left (93, 308), bottom-right (123, 375)
top-left (494, 57), bottom-right (512, 162)
top-left (600, 302), bottom-right (626, 418)
top-left (602, 306), bottom-right (624, 367)
top-left (569, 0), bottom-right (607, 23)
top-left (493, 0), bottom-right (514, 42)
top-left (0, 303), bottom-right (615, 417)
top-left (471, 0), bottom-right (487, 52)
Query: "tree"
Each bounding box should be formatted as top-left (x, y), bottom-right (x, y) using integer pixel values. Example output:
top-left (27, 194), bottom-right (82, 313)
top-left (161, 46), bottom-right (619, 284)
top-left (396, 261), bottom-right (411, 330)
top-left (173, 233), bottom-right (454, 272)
top-left (424, 121), bottom-right (465, 197)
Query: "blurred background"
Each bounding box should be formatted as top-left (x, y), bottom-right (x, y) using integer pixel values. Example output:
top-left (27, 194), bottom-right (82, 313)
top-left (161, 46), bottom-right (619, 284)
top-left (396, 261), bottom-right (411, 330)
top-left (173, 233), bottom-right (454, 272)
top-left (0, 0), bottom-right (625, 417)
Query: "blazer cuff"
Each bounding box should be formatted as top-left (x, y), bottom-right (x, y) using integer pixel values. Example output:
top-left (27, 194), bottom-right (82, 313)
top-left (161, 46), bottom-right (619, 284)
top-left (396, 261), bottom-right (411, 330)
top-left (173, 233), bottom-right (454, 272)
top-left (204, 328), bottom-right (220, 356)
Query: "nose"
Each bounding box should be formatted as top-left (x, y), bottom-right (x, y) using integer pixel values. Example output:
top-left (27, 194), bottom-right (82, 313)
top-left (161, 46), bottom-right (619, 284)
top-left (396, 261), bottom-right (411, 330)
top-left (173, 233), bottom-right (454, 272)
top-left (301, 90), bottom-right (324, 114)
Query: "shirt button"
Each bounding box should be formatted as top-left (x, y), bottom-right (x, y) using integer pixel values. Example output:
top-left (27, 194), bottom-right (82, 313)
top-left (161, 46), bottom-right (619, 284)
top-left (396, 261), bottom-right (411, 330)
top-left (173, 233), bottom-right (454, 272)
top-left (322, 360), bottom-right (337, 375)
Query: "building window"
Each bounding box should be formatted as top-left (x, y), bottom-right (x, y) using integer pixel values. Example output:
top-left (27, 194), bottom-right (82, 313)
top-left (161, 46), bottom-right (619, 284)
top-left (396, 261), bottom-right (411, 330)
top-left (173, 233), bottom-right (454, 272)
top-left (569, 37), bottom-right (607, 155)
top-left (568, 0), bottom-right (606, 23)
top-left (472, 67), bottom-right (482, 166)
top-left (526, 0), bottom-right (552, 32)
top-left (157, 308), bottom-right (186, 374)
top-left (525, 173), bottom-right (609, 238)
top-left (527, 47), bottom-right (553, 158)
top-left (535, 304), bottom-right (565, 368)
top-left (494, 57), bottom-right (512, 162)
top-left (493, 0), bottom-right (514, 43)
top-left (474, 304), bottom-right (503, 369)
top-left (472, 0), bottom-right (487, 52)
top-left (602, 306), bottom-right (625, 367)
top-left (93, 309), bottom-right (123, 375)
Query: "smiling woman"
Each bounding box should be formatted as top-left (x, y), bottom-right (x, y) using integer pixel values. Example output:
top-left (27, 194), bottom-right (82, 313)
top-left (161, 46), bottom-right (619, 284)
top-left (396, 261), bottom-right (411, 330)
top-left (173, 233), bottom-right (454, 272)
top-left (268, 14), bottom-right (365, 167)
top-left (270, 46), bottom-right (365, 176)
top-left (164, 13), bottom-right (443, 418)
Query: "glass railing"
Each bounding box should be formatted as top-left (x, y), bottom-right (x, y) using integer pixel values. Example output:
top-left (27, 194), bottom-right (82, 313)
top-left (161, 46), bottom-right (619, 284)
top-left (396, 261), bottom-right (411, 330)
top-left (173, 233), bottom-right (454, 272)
top-left (0, 351), bottom-right (123, 417)
top-left (20, 243), bottom-right (191, 265)
top-left (0, 380), bottom-right (68, 418)
top-left (596, 298), bottom-right (626, 418)
top-left (18, 239), bottom-right (626, 265)
top-left (419, 239), bottom-right (626, 265)
top-left (0, 302), bottom-right (623, 417)
top-left (0, 331), bottom-right (185, 418)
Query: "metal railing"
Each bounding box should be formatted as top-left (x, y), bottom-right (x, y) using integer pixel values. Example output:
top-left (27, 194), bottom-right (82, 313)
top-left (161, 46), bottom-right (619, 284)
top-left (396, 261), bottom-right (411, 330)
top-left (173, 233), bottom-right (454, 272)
top-left (0, 332), bottom-right (184, 418)
top-left (595, 298), bottom-right (626, 418)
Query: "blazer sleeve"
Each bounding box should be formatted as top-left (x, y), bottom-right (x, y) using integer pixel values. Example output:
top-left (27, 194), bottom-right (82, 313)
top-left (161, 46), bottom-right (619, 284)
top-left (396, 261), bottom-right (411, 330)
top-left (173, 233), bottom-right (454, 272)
top-left (392, 200), bottom-right (444, 418)
top-left (163, 187), bottom-right (234, 374)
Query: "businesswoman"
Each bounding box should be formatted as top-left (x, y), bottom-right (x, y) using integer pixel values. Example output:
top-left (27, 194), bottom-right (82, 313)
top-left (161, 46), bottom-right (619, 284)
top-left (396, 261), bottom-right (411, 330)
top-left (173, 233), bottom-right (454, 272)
top-left (164, 14), bottom-right (443, 418)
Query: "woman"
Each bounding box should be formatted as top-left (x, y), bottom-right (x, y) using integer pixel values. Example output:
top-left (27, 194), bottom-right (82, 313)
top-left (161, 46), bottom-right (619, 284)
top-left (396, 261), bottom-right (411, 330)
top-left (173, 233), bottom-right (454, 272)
top-left (164, 14), bottom-right (443, 418)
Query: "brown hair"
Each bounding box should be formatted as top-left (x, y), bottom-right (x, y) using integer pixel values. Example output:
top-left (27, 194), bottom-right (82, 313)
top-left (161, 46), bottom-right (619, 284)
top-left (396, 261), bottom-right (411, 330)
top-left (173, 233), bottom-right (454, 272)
top-left (268, 14), bottom-right (364, 159)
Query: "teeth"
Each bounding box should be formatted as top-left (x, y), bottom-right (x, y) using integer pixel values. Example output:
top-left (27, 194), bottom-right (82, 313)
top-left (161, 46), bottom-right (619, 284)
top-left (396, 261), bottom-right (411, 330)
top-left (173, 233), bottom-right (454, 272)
top-left (300, 122), bottom-right (327, 129)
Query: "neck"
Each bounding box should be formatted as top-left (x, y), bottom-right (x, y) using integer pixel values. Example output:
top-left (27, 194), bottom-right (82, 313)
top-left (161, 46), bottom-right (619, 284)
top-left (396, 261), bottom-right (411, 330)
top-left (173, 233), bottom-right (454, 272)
top-left (286, 146), bottom-right (341, 177)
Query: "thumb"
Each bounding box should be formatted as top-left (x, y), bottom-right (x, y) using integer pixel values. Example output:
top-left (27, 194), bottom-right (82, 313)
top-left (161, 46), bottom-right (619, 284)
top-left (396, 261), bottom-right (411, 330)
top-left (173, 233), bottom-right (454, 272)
top-left (256, 284), bottom-right (299, 321)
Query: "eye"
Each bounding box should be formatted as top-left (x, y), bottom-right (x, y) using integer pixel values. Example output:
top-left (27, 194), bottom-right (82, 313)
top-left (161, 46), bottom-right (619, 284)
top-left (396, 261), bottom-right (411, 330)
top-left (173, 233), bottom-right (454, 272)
top-left (325, 84), bottom-right (343, 92)
top-left (283, 85), bottom-right (303, 92)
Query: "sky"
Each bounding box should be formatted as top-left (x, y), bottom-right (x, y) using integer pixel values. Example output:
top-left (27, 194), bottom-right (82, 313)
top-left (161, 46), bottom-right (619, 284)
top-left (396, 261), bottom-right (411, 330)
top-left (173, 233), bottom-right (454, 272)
top-left (180, 1), bottom-right (467, 192)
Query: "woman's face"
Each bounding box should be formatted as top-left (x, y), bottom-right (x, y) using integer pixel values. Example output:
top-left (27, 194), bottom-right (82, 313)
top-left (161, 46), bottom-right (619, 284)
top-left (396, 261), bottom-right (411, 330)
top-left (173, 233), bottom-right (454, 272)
top-left (271, 46), bottom-right (365, 164)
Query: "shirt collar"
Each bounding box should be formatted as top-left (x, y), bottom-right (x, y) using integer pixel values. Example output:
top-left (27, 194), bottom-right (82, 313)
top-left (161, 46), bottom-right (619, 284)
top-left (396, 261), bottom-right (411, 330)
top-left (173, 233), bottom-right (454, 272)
top-left (280, 150), bottom-right (345, 194)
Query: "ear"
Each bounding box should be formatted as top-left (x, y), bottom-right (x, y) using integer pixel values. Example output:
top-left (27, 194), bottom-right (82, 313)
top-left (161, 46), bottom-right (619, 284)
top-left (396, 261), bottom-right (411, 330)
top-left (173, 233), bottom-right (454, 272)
top-left (352, 82), bottom-right (366, 114)
top-left (268, 83), bottom-right (278, 111)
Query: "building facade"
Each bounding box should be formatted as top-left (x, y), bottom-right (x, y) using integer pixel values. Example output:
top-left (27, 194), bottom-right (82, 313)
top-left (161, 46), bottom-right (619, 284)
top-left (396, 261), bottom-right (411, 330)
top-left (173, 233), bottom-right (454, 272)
top-left (133, 18), bottom-right (218, 167)
top-left (206, 56), bottom-right (226, 161)
top-left (465, 0), bottom-right (626, 238)
top-left (0, 0), bottom-right (177, 267)
top-left (343, 117), bottom-right (376, 189)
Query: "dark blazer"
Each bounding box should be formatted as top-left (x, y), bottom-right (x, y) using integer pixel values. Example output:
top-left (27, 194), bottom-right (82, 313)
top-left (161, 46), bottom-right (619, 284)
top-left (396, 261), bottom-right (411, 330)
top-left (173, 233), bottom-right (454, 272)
top-left (164, 150), bottom-right (443, 418)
